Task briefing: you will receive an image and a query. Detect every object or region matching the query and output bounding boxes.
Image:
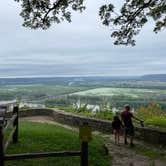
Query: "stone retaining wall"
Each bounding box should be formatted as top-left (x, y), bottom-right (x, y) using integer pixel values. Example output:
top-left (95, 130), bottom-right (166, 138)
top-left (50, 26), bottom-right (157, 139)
top-left (17, 108), bottom-right (166, 146)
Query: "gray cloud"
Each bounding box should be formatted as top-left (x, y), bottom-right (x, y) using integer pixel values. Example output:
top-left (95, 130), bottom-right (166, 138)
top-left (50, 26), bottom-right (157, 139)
top-left (0, 0), bottom-right (166, 77)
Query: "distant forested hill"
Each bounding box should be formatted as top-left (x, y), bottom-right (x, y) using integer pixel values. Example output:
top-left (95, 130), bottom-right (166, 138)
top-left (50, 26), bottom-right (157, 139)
top-left (0, 74), bottom-right (165, 86)
top-left (141, 74), bottom-right (166, 82)
top-left (0, 76), bottom-right (139, 85)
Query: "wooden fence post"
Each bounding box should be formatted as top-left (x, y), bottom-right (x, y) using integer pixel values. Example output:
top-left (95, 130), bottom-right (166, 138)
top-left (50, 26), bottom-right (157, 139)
top-left (81, 141), bottom-right (88, 166)
top-left (79, 123), bottom-right (92, 166)
top-left (12, 106), bottom-right (19, 143)
top-left (0, 126), bottom-right (4, 166)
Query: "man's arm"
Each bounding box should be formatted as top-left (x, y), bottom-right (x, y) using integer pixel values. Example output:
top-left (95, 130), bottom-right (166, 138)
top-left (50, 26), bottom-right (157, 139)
top-left (133, 115), bottom-right (143, 122)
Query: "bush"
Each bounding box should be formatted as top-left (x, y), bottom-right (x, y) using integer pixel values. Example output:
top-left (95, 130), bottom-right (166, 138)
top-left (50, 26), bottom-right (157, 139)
top-left (145, 117), bottom-right (166, 128)
top-left (94, 109), bottom-right (114, 120)
top-left (57, 105), bottom-right (114, 120)
top-left (136, 103), bottom-right (166, 127)
top-left (20, 105), bottom-right (30, 110)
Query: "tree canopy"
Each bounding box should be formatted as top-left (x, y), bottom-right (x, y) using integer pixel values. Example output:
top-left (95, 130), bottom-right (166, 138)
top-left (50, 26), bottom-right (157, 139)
top-left (15, 0), bottom-right (166, 46)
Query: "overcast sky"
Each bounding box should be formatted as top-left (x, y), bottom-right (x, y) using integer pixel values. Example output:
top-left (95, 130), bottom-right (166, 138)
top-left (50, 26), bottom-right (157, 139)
top-left (0, 0), bottom-right (166, 78)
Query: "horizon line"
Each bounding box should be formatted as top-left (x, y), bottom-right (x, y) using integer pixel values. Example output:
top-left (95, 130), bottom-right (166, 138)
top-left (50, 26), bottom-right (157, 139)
top-left (0, 74), bottom-right (143, 79)
top-left (0, 73), bottom-right (165, 79)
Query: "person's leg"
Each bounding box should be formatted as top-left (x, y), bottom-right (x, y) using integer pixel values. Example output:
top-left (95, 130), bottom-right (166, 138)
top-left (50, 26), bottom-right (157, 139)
top-left (124, 128), bottom-right (128, 144)
top-left (117, 130), bottom-right (120, 144)
top-left (130, 136), bottom-right (133, 145)
top-left (129, 126), bottom-right (135, 146)
top-left (114, 130), bottom-right (117, 144)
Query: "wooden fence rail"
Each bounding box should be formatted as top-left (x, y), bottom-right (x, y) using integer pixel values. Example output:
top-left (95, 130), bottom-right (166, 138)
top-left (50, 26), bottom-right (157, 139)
top-left (0, 105), bottom-right (90, 166)
top-left (4, 151), bottom-right (82, 160)
top-left (0, 105), bottom-right (19, 166)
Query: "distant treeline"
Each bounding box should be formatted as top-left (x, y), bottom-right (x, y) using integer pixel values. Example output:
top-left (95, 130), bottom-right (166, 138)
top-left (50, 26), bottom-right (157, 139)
top-left (45, 95), bottom-right (166, 110)
top-left (0, 74), bottom-right (166, 86)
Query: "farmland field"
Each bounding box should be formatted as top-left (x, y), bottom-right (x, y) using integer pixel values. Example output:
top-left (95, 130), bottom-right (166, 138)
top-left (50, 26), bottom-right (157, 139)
top-left (71, 87), bottom-right (166, 99)
top-left (0, 84), bottom-right (89, 101)
top-left (69, 86), bottom-right (166, 109)
top-left (0, 77), bottom-right (166, 109)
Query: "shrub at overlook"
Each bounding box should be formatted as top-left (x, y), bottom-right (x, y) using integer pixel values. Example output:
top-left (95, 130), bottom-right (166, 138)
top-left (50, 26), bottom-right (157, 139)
top-left (136, 103), bottom-right (166, 127)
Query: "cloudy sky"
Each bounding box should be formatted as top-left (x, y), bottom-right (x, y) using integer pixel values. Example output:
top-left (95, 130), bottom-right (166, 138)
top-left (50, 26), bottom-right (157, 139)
top-left (0, 0), bottom-right (166, 78)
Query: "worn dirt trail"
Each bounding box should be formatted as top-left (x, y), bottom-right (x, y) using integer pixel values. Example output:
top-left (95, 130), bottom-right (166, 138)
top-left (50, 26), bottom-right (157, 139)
top-left (105, 142), bottom-right (165, 166)
top-left (21, 116), bottom-right (166, 166)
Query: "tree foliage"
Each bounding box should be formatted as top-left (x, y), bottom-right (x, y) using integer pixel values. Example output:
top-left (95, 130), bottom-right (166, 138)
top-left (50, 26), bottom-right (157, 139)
top-left (99, 0), bottom-right (166, 46)
top-left (14, 0), bottom-right (85, 29)
top-left (15, 0), bottom-right (166, 46)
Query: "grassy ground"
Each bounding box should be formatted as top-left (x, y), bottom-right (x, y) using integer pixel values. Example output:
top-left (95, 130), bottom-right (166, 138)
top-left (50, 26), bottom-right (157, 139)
top-left (6, 121), bottom-right (110, 166)
top-left (145, 117), bottom-right (166, 128)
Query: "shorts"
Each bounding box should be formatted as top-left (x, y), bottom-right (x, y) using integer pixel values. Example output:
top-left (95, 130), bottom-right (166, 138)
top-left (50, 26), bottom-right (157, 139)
top-left (125, 125), bottom-right (134, 136)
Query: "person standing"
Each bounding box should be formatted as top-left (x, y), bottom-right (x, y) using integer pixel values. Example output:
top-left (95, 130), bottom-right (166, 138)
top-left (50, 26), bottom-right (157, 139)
top-left (112, 114), bottom-right (123, 145)
top-left (121, 105), bottom-right (143, 147)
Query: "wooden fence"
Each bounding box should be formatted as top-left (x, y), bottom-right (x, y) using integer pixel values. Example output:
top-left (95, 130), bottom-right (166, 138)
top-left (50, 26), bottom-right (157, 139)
top-left (0, 106), bottom-right (18, 166)
top-left (0, 106), bottom-right (90, 166)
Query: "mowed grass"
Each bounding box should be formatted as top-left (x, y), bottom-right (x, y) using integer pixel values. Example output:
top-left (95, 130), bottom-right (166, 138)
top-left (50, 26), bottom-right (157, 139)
top-left (71, 87), bottom-right (166, 99)
top-left (6, 121), bottom-right (110, 166)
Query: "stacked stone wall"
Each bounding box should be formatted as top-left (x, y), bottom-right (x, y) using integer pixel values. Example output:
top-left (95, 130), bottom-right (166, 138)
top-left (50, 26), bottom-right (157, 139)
top-left (17, 109), bottom-right (166, 146)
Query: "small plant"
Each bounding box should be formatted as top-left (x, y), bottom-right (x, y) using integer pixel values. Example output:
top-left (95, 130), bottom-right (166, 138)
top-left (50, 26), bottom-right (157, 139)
top-left (94, 109), bottom-right (114, 120)
top-left (20, 104), bottom-right (30, 110)
top-left (136, 103), bottom-right (166, 128)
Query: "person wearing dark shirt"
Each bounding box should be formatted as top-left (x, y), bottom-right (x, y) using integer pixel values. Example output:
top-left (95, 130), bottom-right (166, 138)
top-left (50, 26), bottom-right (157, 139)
top-left (121, 105), bottom-right (143, 146)
top-left (112, 115), bottom-right (123, 145)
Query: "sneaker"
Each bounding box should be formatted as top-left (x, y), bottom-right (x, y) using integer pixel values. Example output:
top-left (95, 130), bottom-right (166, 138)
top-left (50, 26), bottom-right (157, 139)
top-left (130, 143), bottom-right (135, 147)
top-left (125, 140), bottom-right (128, 145)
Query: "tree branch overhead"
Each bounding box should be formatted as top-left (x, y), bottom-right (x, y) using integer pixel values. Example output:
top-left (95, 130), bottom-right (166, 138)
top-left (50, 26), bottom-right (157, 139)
top-left (15, 0), bottom-right (166, 46)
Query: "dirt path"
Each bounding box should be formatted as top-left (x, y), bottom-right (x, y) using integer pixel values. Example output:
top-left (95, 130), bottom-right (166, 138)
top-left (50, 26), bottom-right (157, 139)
top-left (21, 116), bottom-right (166, 166)
top-left (105, 142), bottom-right (164, 166)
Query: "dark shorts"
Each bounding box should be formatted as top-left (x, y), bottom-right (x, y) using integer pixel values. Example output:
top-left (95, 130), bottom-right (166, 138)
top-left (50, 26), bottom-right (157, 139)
top-left (125, 125), bottom-right (134, 136)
